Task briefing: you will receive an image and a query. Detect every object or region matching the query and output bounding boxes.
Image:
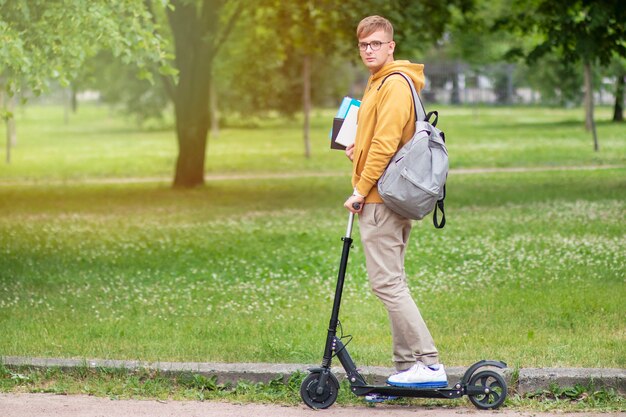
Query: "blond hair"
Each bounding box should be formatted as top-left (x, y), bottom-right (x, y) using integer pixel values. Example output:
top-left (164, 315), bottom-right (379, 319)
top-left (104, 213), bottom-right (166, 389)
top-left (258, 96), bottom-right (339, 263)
top-left (356, 15), bottom-right (394, 40)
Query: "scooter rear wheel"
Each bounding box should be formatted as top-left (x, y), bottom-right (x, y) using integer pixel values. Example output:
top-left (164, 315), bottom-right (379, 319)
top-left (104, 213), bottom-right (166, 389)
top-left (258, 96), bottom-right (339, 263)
top-left (300, 371), bottom-right (339, 409)
top-left (468, 370), bottom-right (507, 409)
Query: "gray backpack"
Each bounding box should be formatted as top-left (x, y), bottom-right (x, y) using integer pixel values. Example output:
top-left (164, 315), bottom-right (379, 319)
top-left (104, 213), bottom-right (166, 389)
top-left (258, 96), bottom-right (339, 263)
top-left (377, 72), bottom-right (448, 228)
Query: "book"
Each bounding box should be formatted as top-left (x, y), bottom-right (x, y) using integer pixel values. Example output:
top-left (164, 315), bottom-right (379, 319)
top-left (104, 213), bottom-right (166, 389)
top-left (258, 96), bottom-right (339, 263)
top-left (335, 96), bottom-right (360, 118)
top-left (330, 97), bottom-right (360, 150)
top-left (334, 103), bottom-right (359, 147)
top-left (335, 96), bottom-right (353, 118)
top-left (330, 118), bottom-right (346, 150)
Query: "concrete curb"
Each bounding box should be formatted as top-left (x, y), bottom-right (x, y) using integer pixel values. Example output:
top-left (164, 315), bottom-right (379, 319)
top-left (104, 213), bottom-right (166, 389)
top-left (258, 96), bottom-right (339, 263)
top-left (2, 356), bottom-right (624, 395)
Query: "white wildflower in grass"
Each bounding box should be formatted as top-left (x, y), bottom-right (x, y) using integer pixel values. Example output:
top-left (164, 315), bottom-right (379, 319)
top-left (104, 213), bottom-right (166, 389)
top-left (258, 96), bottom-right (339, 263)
top-left (0, 168), bottom-right (624, 367)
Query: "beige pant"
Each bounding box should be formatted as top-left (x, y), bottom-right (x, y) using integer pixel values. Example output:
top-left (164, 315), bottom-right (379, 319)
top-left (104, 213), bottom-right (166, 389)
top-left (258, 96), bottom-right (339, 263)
top-left (358, 203), bottom-right (439, 371)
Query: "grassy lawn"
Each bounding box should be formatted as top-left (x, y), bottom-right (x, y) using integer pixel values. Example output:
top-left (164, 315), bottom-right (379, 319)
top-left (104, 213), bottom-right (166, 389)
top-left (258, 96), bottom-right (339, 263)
top-left (0, 104), bottom-right (624, 372)
top-left (0, 104), bottom-right (624, 181)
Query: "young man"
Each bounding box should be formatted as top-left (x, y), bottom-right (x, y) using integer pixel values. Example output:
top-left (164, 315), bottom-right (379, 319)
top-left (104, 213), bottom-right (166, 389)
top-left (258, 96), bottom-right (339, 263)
top-left (343, 15), bottom-right (447, 389)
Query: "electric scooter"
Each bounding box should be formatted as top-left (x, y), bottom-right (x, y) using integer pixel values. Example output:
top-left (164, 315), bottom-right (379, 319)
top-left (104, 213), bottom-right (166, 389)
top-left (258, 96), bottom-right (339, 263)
top-left (300, 206), bottom-right (508, 410)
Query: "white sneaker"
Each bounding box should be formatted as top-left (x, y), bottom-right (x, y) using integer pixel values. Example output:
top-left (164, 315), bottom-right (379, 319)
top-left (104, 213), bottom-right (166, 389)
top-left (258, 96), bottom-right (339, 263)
top-left (386, 363), bottom-right (448, 388)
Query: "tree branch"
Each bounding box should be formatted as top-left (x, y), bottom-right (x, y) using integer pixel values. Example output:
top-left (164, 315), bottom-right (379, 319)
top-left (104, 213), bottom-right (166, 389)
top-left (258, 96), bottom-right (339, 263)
top-left (211, 1), bottom-right (245, 59)
top-left (145, 0), bottom-right (176, 102)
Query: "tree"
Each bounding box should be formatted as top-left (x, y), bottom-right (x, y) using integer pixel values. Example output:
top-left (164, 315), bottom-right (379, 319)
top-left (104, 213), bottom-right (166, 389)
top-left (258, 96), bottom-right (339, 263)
top-left (515, 54), bottom-right (585, 106)
top-left (613, 72), bottom-right (625, 122)
top-left (142, 0), bottom-right (245, 188)
top-left (256, 1), bottom-right (359, 159)
top-left (432, 0), bottom-right (528, 104)
top-left (21, 1), bottom-right (472, 183)
top-left (208, 8), bottom-right (358, 134)
top-left (246, 0), bottom-right (471, 157)
top-left (0, 0), bottom-right (170, 96)
top-left (608, 58), bottom-right (626, 122)
top-left (0, 88), bottom-right (17, 163)
top-left (84, 51), bottom-right (172, 125)
top-left (0, 0), bottom-right (170, 162)
top-left (152, 0), bottom-right (467, 172)
top-left (499, 0), bottom-right (626, 151)
top-left (72, 1), bottom-right (355, 175)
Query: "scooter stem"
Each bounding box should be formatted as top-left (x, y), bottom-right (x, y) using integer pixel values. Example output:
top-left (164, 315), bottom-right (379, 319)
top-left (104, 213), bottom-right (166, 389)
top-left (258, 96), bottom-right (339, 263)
top-left (345, 212), bottom-right (355, 239)
top-left (345, 202), bottom-right (361, 238)
top-left (321, 210), bottom-right (357, 368)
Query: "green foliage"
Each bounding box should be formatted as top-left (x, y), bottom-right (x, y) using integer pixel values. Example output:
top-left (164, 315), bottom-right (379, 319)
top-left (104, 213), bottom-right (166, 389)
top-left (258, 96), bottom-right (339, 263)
top-left (84, 51), bottom-right (172, 124)
top-left (176, 373), bottom-right (221, 392)
top-left (213, 3), bottom-right (359, 116)
top-left (362, 0), bottom-right (473, 58)
top-left (442, 0), bottom-right (520, 65)
top-left (516, 55), bottom-right (584, 106)
top-left (426, 0), bottom-right (626, 108)
top-left (191, 0), bottom-right (474, 117)
top-left (499, 0), bottom-right (626, 65)
top-left (519, 383), bottom-right (626, 411)
top-left (0, 0), bottom-right (172, 96)
top-left (0, 365), bottom-right (309, 404)
top-left (212, 0), bottom-right (373, 116)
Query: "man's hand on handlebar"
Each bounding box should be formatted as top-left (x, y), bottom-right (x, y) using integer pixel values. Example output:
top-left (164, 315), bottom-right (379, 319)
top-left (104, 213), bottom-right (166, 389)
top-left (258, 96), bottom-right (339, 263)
top-left (344, 194), bottom-right (364, 214)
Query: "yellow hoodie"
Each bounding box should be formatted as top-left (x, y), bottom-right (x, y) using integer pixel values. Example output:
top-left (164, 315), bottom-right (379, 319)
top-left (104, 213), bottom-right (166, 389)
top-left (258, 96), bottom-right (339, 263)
top-left (352, 60), bottom-right (425, 203)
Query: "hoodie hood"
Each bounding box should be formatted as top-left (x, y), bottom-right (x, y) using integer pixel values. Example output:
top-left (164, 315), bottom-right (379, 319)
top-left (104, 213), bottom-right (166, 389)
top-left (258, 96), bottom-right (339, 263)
top-left (369, 60), bottom-right (425, 92)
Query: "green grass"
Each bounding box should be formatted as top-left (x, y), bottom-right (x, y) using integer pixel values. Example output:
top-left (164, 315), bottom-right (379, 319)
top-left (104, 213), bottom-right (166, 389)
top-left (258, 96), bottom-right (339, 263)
top-left (0, 104), bottom-right (624, 371)
top-left (0, 104), bottom-right (624, 181)
top-left (0, 169), bottom-right (624, 368)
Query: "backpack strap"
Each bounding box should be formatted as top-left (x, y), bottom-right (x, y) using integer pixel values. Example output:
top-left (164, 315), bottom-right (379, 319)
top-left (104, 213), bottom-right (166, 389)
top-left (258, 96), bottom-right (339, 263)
top-left (378, 72), bottom-right (427, 123)
top-left (433, 185), bottom-right (446, 228)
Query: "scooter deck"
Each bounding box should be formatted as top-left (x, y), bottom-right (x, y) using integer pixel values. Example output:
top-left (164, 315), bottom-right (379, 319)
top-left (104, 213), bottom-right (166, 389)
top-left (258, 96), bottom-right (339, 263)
top-left (352, 384), bottom-right (466, 399)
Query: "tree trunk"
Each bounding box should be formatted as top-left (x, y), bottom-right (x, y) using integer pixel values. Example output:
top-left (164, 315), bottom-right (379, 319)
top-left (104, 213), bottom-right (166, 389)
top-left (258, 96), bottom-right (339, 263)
top-left (506, 64), bottom-right (515, 104)
top-left (583, 61), bottom-right (599, 151)
top-left (0, 79), bottom-right (12, 164)
top-left (0, 89), bottom-right (6, 164)
top-left (302, 54), bottom-right (312, 159)
top-left (168, 1), bottom-right (213, 188)
top-left (7, 94), bottom-right (17, 152)
top-left (450, 72), bottom-right (460, 105)
top-left (171, 69), bottom-right (211, 188)
top-left (584, 62), bottom-right (593, 132)
top-left (210, 79), bottom-right (219, 139)
top-left (4, 124), bottom-right (8, 164)
top-left (165, 0), bottom-right (244, 188)
top-left (64, 88), bottom-right (71, 125)
top-left (71, 84), bottom-right (78, 113)
top-left (173, 103), bottom-right (209, 187)
top-left (613, 71), bottom-right (624, 122)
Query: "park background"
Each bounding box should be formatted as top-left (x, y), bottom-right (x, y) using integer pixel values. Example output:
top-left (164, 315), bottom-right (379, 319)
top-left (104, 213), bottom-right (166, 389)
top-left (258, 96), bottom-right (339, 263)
top-left (1, 0), bottom-right (625, 394)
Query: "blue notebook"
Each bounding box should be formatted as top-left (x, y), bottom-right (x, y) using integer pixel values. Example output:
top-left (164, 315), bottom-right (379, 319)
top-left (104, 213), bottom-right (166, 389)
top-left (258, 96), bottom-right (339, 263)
top-left (330, 96), bottom-right (361, 138)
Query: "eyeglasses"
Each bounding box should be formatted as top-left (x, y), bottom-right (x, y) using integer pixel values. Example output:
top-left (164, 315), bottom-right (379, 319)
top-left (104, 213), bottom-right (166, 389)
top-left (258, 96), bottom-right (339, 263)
top-left (358, 41), bottom-right (391, 51)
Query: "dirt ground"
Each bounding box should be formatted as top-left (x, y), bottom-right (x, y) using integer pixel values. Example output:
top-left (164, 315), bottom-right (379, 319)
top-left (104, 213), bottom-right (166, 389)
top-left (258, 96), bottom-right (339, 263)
top-left (0, 394), bottom-right (622, 417)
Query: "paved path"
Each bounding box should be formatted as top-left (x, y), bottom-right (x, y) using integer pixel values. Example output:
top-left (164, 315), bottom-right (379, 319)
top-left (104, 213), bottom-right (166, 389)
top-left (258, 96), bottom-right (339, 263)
top-left (0, 394), bottom-right (622, 417)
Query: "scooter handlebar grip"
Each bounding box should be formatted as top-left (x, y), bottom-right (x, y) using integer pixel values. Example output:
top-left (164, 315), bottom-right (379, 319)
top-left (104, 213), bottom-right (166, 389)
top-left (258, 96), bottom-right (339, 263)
top-left (352, 202), bottom-right (361, 210)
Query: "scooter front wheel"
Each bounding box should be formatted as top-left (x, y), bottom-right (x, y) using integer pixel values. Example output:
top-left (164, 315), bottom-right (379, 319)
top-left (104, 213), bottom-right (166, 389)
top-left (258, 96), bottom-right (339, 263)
top-left (468, 370), bottom-right (507, 409)
top-left (300, 370), bottom-right (339, 409)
